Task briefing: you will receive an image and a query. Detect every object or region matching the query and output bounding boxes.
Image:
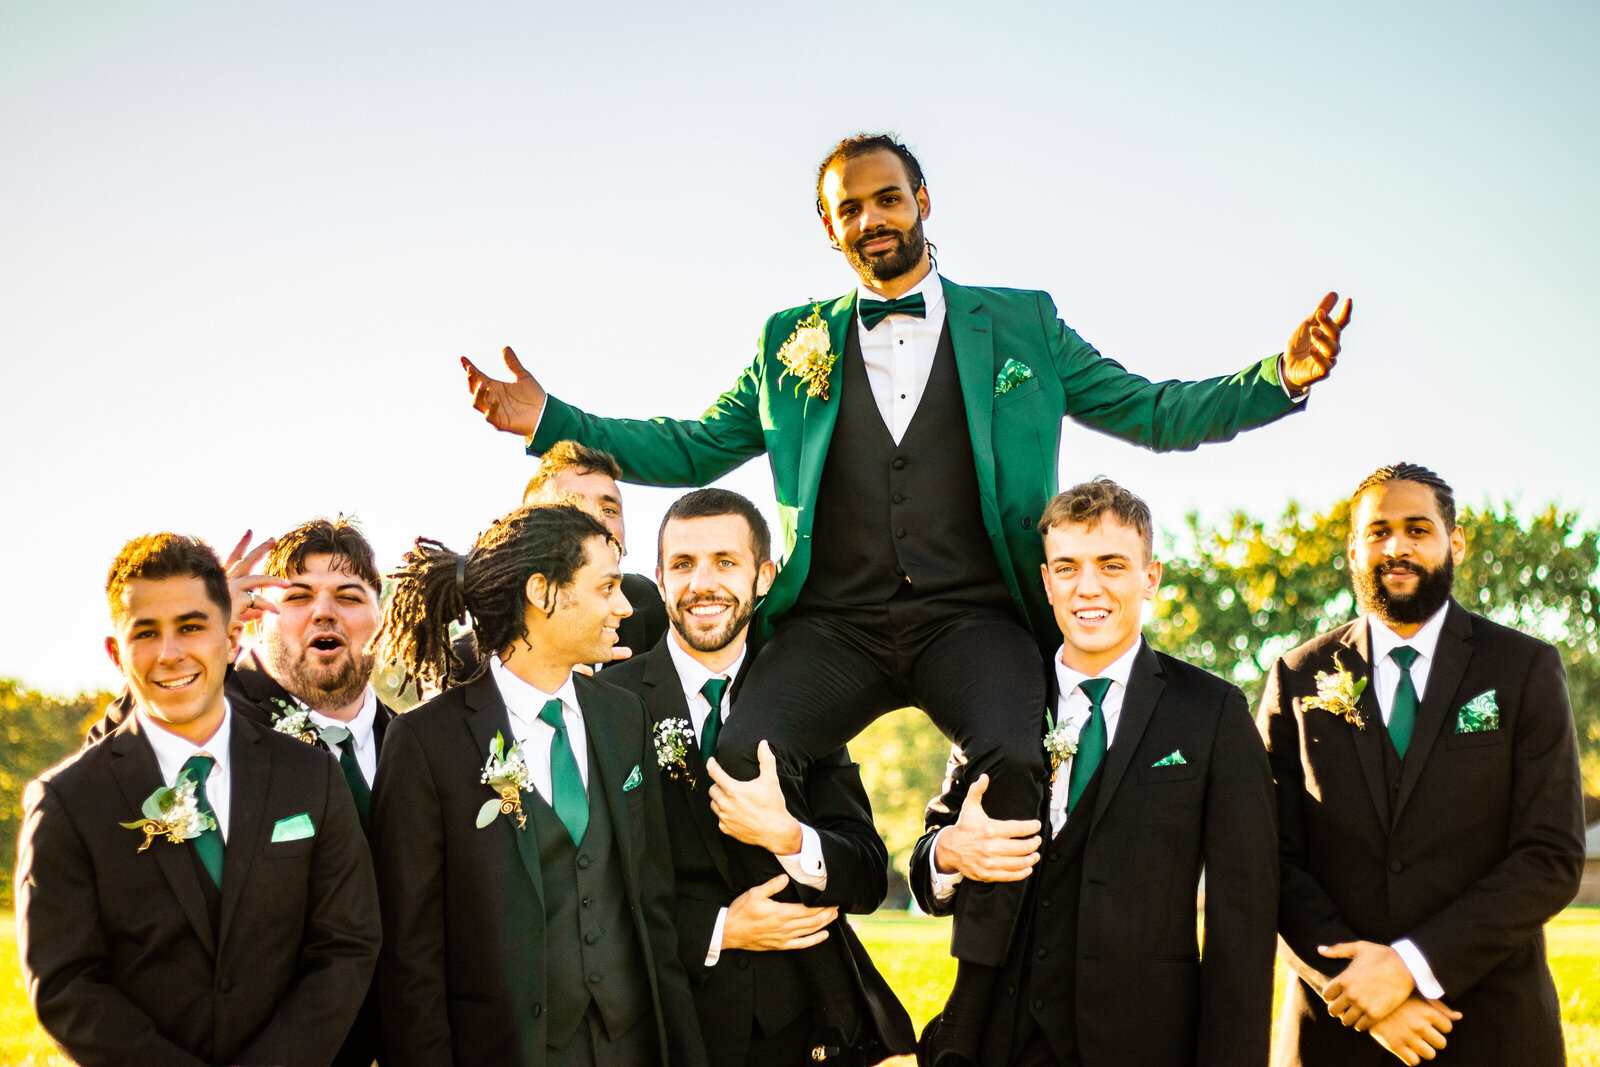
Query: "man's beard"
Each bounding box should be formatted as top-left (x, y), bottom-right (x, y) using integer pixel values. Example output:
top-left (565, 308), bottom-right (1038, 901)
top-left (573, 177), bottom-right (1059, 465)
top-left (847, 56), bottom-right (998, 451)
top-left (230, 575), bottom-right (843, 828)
top-left (263, 631), bottom-right (374, 711)
top-left (1353, 557), bottom-right (1455, 627)
top-left (668, 586), bottom-right (758, 654)
top-left (843, 216), bottom-right (927, 285)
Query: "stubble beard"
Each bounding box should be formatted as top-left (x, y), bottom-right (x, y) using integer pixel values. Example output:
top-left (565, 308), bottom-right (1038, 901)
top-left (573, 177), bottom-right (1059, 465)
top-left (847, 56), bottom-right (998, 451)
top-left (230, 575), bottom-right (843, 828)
top-left (669, 588), bottom-right (757, 654)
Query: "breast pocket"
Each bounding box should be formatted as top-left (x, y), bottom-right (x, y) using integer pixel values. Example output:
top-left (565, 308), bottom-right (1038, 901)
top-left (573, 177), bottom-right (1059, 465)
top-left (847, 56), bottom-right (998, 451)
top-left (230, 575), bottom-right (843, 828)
top-left (993, 376), bottom-right (1042, 410)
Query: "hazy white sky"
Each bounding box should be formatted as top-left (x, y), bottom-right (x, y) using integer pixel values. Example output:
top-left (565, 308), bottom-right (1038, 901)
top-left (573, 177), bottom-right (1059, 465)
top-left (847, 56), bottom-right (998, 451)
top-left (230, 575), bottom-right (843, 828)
top-left (3, 0), bottom-right (1596, 694)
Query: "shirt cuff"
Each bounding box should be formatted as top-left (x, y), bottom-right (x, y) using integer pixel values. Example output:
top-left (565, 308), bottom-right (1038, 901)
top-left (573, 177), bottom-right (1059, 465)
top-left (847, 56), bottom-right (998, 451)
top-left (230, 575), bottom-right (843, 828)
top-left (776, 823), bottom-right (827, 891)
top-left (1277, 354), bottom-right (1308, 403)
top-left (928, 827), bottom-right (964, 905)
top-left (1391, 938), bottom-right (1444, 1000)
top-left (705, 907), bottom-right (729, 967)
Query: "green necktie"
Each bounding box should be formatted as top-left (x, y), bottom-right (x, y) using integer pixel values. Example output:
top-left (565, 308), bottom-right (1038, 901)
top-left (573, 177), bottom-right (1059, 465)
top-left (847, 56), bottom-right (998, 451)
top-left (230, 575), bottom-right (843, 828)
top-left (538, 698), bottom-right (588, 844)
top-left (320, 725), bottom-right (371, 827)
top-left (1067, 678), bottom-right (1112, 812)
top-left (180, 754), bottom-right (225, 889)
top-left (1389, 646), bottom-right (1420, 758)
top-left (858, 292), bottom-right (927, 330)
top-left (699, 677), bottom-right (729, 760)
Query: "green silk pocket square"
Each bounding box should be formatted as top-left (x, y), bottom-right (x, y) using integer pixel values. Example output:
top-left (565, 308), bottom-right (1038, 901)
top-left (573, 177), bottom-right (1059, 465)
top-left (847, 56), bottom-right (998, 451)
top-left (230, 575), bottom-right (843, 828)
top-left (1151, 750), bottom-right (1186, 768)
top-left (1457, 690), bottom-right (1500, 732)
top-left (271, 812), bottom-right (315, 842)
top-left (994, 359), bottom-right (1034, 396)
top-left (623, 765), bottom-right (643, 792)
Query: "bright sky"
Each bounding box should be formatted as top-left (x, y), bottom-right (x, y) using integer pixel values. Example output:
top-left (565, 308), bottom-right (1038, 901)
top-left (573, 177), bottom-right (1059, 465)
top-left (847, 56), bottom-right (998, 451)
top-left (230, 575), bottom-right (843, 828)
top-left (3, 0), bottom-right (1596, 695)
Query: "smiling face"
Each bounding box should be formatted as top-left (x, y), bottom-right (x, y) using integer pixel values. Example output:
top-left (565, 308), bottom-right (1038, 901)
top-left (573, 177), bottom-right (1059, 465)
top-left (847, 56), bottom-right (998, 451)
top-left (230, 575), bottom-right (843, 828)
top-left (260, 552), bottom-right (380, 713)
top-left (818, 148), bottom-right (932, 292)
top-left (1348, 479), bottom-right (1466, 635)
top-left (106, 576), bottom-right (239, 744)
top-left (658, 513), bottom-right (776, 660)
top-left (1041, 518), bottom-right (1161, 676)
top-left (532, 534), bottom-right (634, 669)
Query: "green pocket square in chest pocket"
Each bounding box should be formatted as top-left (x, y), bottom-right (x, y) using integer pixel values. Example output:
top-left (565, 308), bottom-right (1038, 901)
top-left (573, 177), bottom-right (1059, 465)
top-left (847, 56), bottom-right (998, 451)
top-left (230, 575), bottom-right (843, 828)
top-left (1456, 690), bottom-right (1500, 733)
top-left (271, 812), bottom-right (315, 843)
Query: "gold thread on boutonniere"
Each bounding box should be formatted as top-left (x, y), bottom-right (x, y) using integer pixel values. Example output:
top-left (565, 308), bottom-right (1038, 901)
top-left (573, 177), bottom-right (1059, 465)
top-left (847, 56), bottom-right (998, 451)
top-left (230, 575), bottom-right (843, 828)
top-left (776, 303), bottom-right (837, 401)
top-left (477, 732), bottom-right (533, 829)
top-left (120, 773), bottom-right (217, 852)
top-left (1304, 654), bottom-right (1369, 729)
top-left (653, 718), bottom-right (696, 786)
top-left (267, 697), bottom-right (321, 745)
top-left (1042, 712), bottom-right (1081, 775)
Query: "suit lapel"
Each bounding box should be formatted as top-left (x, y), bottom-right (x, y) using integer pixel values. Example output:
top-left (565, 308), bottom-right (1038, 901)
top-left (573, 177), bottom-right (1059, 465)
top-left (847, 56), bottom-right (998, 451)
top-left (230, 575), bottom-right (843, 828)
top-left (218, 717), bottom-right (268, 941)
top-left (575, 675), bottom-right (642, 890)
top-left (794, 292), bottom-right (855, 535)
top-left (1392, 603), bottom-right (1474, 824)
top-left (1089, 642), bottom-right (1164, 831)
top-left (109, 719), bottom-right (216, 956)
top-left (640, 646), bottom-right (736, 886)
top-left (464, 674), bottom-right (544, 910)
top-left (942, 281), bottom-right (1000, 520)
top-left (1338, 619), bottom-right (1392, 826)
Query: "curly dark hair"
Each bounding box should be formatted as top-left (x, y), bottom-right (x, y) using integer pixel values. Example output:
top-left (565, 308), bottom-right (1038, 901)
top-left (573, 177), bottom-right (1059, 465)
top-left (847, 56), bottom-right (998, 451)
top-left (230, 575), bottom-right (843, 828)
top-left (814, 132), bottom-right (926, 219)
top-left (264, 515), bottom-right (381, 592)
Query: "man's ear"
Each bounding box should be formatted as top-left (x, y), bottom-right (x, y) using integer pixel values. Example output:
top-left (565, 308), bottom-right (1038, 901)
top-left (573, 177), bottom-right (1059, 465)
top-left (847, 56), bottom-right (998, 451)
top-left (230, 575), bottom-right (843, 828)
top-left (1449, 525), bottom-right (1466, 565)
top-left (916, 184), bottom-right (931, 221)
top-left (525, 572), bottom-right (553, 615)
top-left (1040, 563), bottom-right (1053, 605)
top-left (1142, 558), bottom-right (1163, 601)
top-left (755, 560), bottom-right (777, 597)
top-left (227, 620), bottom-right (243, 662)
top-left (820, 212), bottom-right (841, 250)
top-left (104, 635), bottom-right (123, 672)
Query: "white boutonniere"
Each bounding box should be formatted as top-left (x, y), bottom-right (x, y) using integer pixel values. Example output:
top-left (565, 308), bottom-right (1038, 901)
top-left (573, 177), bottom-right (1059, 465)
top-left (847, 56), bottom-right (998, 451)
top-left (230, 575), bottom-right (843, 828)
top-left (1303, 654), bottom-right (1369, 729)
top-left (267, 697), bottom-right (321, 745)
top-left (776, 303), bottom-right (837, 401)
top-left (653, 718), bottom-right (696, 786)
top-left (120, 773), bottom-right (216, 852)
top-left (476, 731), bottom-right (533, 830)
top-left (1042, 712), bottom-right (1081, 774)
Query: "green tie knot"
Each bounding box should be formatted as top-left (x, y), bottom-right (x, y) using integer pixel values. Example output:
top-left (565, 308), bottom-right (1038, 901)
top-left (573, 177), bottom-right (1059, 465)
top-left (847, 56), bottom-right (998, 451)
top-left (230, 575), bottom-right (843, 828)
top-left (698, 677), bottom-right (730, 760)
top-left (538, 698), bottom-right (565, 730)
top-left (179, 754), bottom-right (224, 889)
top-left (1390, 646), bottom-right (1419, 670)
top-left (1078, 677), bottom-right (1112, 710)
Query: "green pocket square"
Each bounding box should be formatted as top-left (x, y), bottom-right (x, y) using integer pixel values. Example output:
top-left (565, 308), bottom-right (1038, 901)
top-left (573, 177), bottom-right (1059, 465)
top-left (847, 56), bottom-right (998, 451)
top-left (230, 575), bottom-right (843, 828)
top-left (1457, 690), bottom-right (1500, 733)
top-left (994, 359), bottom-right (1034, 396)
top-left (271, 812), bottom-right (315, 843)
top-left (623, 765), bottom-right (643, 792)
top-left (1151, 750), bottom-right (1186, 768)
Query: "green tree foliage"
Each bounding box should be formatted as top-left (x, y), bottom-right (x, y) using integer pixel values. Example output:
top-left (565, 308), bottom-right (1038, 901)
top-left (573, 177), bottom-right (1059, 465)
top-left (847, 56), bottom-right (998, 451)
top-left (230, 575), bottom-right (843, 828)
top-left (0, 680), bottom-right (112, 908)
top-left (854, 708), bottom-right (951, 906)
top-left (1150, 499), bottom-right (1600, 788)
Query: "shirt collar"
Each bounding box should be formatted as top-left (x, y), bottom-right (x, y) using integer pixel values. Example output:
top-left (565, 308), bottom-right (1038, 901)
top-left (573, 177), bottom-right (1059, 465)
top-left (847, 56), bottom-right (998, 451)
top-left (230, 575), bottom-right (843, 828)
top-left (664, 629), bottom-right (746, 705)
top-left (1367, 603), bottom-right (1450, 665)
top-left (138, 699), bottom-right (235, 786)
top-left (856, 267), bottom-right (945, 318)
top-left (308, 686), bottom-right (379, 751)
top-left (1053, 637), bottom-right (1143, 702)
top-left (488, 656), bottom-right (581, 727)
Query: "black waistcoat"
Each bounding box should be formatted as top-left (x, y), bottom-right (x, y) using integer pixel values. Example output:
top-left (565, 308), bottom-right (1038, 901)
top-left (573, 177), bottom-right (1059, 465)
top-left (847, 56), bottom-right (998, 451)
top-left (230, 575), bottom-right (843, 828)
top-left (800, 319), bottom-right (1006, 610)
top-left (528, 749), bottom-right (650, 1050)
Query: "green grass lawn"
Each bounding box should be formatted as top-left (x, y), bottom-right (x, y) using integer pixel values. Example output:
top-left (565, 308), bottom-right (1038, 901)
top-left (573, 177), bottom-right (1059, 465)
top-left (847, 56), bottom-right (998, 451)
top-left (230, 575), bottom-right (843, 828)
top-left (3, 908), bottom-right (1598, 1065)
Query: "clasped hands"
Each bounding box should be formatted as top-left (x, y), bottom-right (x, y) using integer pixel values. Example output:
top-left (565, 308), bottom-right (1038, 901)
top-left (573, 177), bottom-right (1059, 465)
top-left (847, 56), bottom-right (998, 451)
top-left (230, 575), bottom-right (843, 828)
top-left (1318, 941), bottom-right (1462, 1065)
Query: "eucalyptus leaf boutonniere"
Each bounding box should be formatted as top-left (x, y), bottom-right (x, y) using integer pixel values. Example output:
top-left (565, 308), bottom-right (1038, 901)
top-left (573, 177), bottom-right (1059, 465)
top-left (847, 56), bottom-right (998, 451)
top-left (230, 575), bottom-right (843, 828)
top-left (267, 697), bottom-right (320, 745)
top-left (1304, 654), bottom-right (1369, 729)
top-left (477, 732), bottom-right (534, 829)
top-left (120, 773), bottom-right (216, 852)
top-left (653, 718), bottom-right (696, 786)
top-left (1042, 712), bottom-right (1080, 774)
top-left (776, 303), bottom-right (837, 401)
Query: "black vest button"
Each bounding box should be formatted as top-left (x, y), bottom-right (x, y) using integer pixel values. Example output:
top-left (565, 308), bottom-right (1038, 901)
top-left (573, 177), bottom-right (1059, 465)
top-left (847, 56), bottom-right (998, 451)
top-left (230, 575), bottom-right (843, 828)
top-left (1389, 860), bottom-right (1403, 874)
top-left (588, 972), bottom-right (602, 984)
top-left (577, 856), bottom-right (590, 869)
top-left (1035, 948), bottom-right (1048, 959)
top-left (894, 527), bottom-right (906, 538)
top-left (737, 957), bottom-right (751, 970)
top-left (1040, 898), bottom-right (1052, 908)
top-left (1033, 999), bottom-right (1046, 1011)
top-left (585, 932), bottom-right (598, 944)
top-left (1047, 851), bottom-right (1059, 863)
top-left (892, 456), bottom-right (907, 469)
top-left (532, 1003), bottom-right (543, 1018)
top-left (892, 493), bottom-right (905, 504)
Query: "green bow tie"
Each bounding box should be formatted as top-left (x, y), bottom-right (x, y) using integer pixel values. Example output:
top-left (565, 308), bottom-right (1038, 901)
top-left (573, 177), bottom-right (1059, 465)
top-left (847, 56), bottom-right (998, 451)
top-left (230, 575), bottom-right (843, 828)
top-left (858, 292), bottom-right (926, 330)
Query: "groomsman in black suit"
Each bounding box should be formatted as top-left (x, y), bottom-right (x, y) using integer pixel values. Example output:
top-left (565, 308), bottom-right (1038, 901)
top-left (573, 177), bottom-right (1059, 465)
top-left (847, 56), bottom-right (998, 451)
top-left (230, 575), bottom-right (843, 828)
top-left (1258, 463), bottom-right (1584, 1067)
top-left (910, 479), bottom-right (1278, 1066)
top-left (605, 488), bottom-right (914, 1065)
top-left (17, 533), bottom-right (380, 1066)
top-left (370, 504), bottom-right (704, 1066)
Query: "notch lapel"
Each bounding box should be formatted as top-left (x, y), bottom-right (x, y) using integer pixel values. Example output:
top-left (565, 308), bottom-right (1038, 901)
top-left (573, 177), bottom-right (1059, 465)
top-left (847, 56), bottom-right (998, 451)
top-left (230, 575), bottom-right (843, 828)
top-left (1338, 620), bottom-right (1392, 827)
top-left (943, 282), bottom-right (1000, 522)
top-left (1392, 603), bottom-right (1474, 824)
top-left (109, 721), bottom-right (216, 956)
top-left (794, 292), bottom-right (855, 534)
top-left (218, 718), bottom-right (268, 942)
top-left (1089, 642), bottom-right (1164, 831)
top-left (640, 648), bottom-right (736, 886)
top-left (575, 676), bottom-right (644, 891)
top-left (464, 674), bottom-right (543, 910)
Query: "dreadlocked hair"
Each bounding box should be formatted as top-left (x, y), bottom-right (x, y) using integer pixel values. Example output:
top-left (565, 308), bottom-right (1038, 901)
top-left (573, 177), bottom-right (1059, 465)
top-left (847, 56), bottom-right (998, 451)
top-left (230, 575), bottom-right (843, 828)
top-left (372, 504), bottom-right (615, 697)
top-left (1353, 462), bottom-right (1457, 530)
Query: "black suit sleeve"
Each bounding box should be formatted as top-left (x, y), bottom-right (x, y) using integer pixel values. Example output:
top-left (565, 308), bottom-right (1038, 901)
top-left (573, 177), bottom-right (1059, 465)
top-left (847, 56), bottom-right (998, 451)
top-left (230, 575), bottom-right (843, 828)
top-left (907, 744), bottom-right (973, 918)
top-left (16, 780), bottom-right (209, 1067)
top-left (233, 758), bottom-right (382, 1067)
top-left (1406, 644), bottom-right (1585, 994)
top-left (1197, 689), bottom-right (1278, 1067)
top-left (794, 747), bottom-right (889, 913)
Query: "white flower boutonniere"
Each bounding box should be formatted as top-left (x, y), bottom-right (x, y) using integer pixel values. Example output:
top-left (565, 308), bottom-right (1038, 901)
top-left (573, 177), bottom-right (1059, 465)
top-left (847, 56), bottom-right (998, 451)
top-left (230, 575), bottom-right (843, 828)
top-left (120, 773), bottom-right (216, 853)
top-left (1304, 654), bottom-right (1369, 729)
top-left (268, 697), bottom-right (321, 745)
top-left (776, 303), bottom-right (838, 401)
top-left (477, 732), bottom-right (534, 830)
top-left (1043, 712), bottom-right (1081, 775)
top-left (653, 718), bottom-right (696, 786)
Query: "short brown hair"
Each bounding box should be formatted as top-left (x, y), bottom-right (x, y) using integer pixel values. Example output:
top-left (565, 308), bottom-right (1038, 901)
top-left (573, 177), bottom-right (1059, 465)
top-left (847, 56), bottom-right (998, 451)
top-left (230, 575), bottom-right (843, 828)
top-left (106, 533), bottom-right (231, 625)
top-left (1038, 479), bottom-right (1155, 560)
top-left (265, 516), bottom-right (381, 593)
top-left (523, 441), bottom-right (623, 505)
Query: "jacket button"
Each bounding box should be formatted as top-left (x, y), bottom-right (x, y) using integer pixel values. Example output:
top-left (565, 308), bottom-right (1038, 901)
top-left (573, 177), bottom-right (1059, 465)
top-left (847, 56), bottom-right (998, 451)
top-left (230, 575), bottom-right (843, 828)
top-left (588, 972), bottom-right (602, 984)
top-left (1389, 860), bottom-right (1403, 874)
top-left (1033, 999), bottom-right (1045, 1011)
top-left (1047, 851), bottom-right (1059, 863)
top-left (577, 856), bottom-right (590, 869)
top-left (1039, 898), bottom-right (1052, 909)
top-left (894, 527), bottom-right (906, 538)
top-left (218, 978), bottom-right (232, 994)
top-left (584, 932), bottom-right (598, 944)
top-left (532, 1003), bottom-right (543, 1018)
top-left (892, 493), bottom-right (904, 504)
top-left (892, 457), bottom-right (907, 470)
top-left (1021, 516), bottom-right (1033, 530)
top-left (737, 957), bottom-right (751, 970)
top-left (1035, 948), bottom-right (1048, 959)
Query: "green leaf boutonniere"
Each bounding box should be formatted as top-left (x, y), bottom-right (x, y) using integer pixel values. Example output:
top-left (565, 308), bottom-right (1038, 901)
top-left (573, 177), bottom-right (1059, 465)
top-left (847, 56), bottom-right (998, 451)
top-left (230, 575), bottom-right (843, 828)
top-left (1042, 712), bottom-right (1080, 775)
top-left (1304, 654), bottom-right (1369, 729)
top-left (776, 303), bottom-right (837, 401)
top-left (477, 732), bottom-right (533, 830)
top-left (267, 697), bottom-right (321, 745)
top-left (653, 718), bottom-right (696, 786)
top-left (120, 773), bottom-right (216, 852)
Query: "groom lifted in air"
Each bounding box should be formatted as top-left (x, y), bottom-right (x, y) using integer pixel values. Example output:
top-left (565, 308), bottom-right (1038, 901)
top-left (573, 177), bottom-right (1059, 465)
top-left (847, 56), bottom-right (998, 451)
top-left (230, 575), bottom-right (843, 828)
top-left (463, 131), bottom-right (1352, 1035)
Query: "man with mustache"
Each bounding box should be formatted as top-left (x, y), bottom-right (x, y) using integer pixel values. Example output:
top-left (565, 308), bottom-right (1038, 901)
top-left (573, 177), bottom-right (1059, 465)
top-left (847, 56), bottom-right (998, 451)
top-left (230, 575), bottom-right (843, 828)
top-left (604, 489), bottom-right (913, 1065)
top-left (463, 132), bottom-right (1352, 1043)
top-left (1258, 463), bottom-right (1584, 1066)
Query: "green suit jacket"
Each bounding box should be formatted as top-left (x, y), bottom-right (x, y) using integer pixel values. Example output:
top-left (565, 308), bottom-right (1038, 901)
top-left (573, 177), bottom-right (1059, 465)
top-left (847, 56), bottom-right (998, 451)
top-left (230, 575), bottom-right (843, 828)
top-left (532, 278), bottom-right (1299, 649)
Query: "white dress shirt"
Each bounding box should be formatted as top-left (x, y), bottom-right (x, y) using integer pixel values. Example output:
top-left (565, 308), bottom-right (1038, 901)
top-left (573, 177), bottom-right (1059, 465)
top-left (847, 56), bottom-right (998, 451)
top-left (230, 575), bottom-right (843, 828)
top-left (1365, 606), bottom-right (1450, 1000)
top-left (855, 267), bottom-right (948, 444)
top-left (308, 686), bottom-right (381, 786)
top-left (488, 657), bottom-right (590, 800)
top-left (929, 640), bottom-right (1143, 903)
top-left (138, 700), bottom-right (236, 841)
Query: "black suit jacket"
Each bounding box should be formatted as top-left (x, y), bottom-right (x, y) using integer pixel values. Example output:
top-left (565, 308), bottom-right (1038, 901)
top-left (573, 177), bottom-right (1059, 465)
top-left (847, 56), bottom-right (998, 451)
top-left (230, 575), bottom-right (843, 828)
top-left (604, 637), bottom-right (914, 1065)
top-left (1258, 602), bottom-right (1585, 1067)
top-left (911, 642), bottom-right (1279, 1067)
top-left (17, 709), bottom-right (381, 1067)
top-left (371, 670), bottom-right (706, 1066)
